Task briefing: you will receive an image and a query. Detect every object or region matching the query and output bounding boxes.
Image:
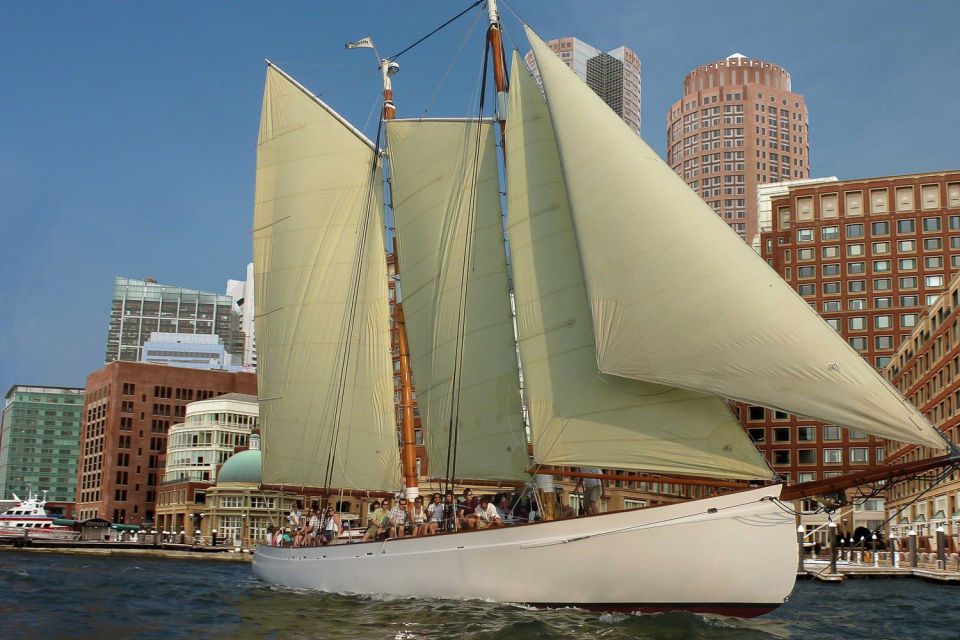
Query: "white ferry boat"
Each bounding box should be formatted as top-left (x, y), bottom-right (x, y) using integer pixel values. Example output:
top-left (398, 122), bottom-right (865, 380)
top-left (0, 490), bottom-right (80, 542)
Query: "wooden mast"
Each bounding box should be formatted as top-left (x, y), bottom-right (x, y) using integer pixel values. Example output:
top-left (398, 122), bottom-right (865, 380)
top-left (486, 0), bottom-right (509, 127)
top-left (379, 55), bottom-right (420, 501)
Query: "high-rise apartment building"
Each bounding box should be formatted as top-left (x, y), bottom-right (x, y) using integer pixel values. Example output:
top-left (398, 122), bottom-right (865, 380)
top-left (75, 361), bottom-right (256, 524)
top-left (226, 263), bottom-right (257, 370)
top-left (105, 277), bottom-right (243, 364)
top-left (751, 171), bottom-right (960, 477)
top-left (0, 385), bottom-right (84, 502)
top-left (667, 54), bottom-right (810, 242)
top-left (525, 37), bottom-right (641, 134)
top-left (884, 267), bottom-right (960, 540)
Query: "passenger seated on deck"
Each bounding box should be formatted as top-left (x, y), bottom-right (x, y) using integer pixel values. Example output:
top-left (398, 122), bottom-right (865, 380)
top-left (410, 496), bottom-right (428, 537)
top-left (265, 525), bottom-right (276, 546)
top-left (457, 488), bottom-right (477, 530)
top-left (303, 507), bottom-right (322, 546)
top-left (362, 500), bottom-right (387, 542)
top-left (472, 495), bottom-right (502, 529)
top-left (321, 508), bottom-right (342, 545)
top-left (443, 491), bottom-right (457, 532)
top-left (385, 498), bottom-right (410, 539)
top-left (426, 493), bottom-right (444, 535)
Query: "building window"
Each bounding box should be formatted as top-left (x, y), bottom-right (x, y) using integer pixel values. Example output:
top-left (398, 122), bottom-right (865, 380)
top-left (826, 318), bottom-right (840, 331)
top-left (897, 219), bottom-right (916, 234)
top-left (823, 282), bottom-right (841, 295)
top-left (871, 221), bottom-right (889, 236)
top-left (849, 337), bottom-right (867, 350)
top-left (798, 472), bottom-right (816, 483)
top-left (773, 450), bottom-right (791, 465)
top-left (849, 298), bottom-right (867, 310)
top-left (798, 266), bottom-right (816, 278)
top-left (850, 448), bottom-right (869, 463)
top-left (798, 449), bottom-right (816, 465)
top-left (848, 280), bottom-right (866, 293)
top-left (924, 237), bottom-right (943, 250)
top-left (798, 284), bottom-right (816, 296)
top-left (875, 335), bottom-right (893, 349)
top-left (773, 427), bottom-right (790, 442)
top-left (847, 262), bottom-right (865, 275)
top-left (875, 315), bottom-right (892, 329)
top-left (923, 217), bottom-right (942, 232)
top-left (846, 223), bottom-right (864, 238)
top-left (848, 317), bottom-right (866, 331)
top-left (823, 300), bottom-right (841, 312)
top-left (925, 256), bottom-right (944, 269)
top-left (872, 241), bottom-right (890, 254)
top-left (823, 245), bottom-right (840, 259)
top-left (798, 248), bottom-right (814, 260)
top-left (873, 260), bottom-right (891, 272)
top-left (900, 295), bottom-right (919, 306)
top-left (876, 356), bottom-right (891, 368)
top-left (822, 264), bottom-right (840, 276)
top-left (926, 275), bottom-right (944, 287)
top-left (899, 276), bottom-right (918, 289)
top-left (748, 428), bottom-right (765, 443)
top-left (822, 226), bottom-right (839, 240)
top-left (898, 258), bottom-right (917, 270)
top-left (847, 244), bottom-right (864, 257)
top-left (797, 426), bottom-right (816, 441)
top-left (797, 228), bottom-right (813, 242)
top-left (824, 448), bottom-right (842, 463)
top-left (874, 296), bottom-right (892, 308)
top-left (874, 278), bottom-right (892, 291)
top-left (901, 313), bottom-right (918, 328)
top-left (748, 406), bottom-right (765, 421)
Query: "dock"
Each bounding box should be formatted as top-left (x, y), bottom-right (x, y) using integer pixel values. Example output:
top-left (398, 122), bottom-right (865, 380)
top-left (802, 558), bottom-right (960, 583)
top-left (0, 540), bottom-right (252, 562)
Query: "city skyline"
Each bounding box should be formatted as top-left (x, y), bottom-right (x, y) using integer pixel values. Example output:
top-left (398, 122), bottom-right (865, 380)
top-left (2, 1), bottom-right (958, 396)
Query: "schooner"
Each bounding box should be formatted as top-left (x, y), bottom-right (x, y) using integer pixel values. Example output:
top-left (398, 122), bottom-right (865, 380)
top-left (251, 2), bottom-right (956, 615)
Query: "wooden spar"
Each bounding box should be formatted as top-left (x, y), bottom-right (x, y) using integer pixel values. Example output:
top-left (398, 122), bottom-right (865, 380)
top-left (379, 56), bottom-right (419, 499)
top-left (486, 0), bottom-right (508, 129)
top-left (780, 451), bottom-right (960, 501)
top-left (530, 468), bottom-right (749, 491)
top-left (259, 484), bottom-right (396, 500)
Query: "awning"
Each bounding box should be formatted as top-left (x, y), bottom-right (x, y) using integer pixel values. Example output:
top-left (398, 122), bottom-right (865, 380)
top-left (932, 510), bottom-right (946, 520)
top-left (111, 524), bottom-right (141, 532)
top-left (51, 518), bottom-right (76, 526)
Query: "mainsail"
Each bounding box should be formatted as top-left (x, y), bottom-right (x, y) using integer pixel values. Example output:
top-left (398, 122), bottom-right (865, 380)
top-left (506, 53), bottom-right (773, 480)
top-left (253, 64), bottom-right (400, 492)
top-left (526, 28), bottom-right (947, 451)
top-left (386, 119), bottom-right (528, 481)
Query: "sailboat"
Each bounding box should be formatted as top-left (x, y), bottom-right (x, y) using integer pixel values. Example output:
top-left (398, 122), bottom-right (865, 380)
top-left (250, 2), bottom-right (956, 616)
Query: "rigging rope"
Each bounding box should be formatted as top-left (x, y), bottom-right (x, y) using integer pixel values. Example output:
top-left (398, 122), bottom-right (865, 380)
top-left (388, 0), bottom-right (485, 61)
top-left (443, 37), bottom-right (491, 493)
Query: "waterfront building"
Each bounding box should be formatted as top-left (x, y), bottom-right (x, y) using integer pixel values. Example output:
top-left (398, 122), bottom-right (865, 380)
top-left (524, 37), bottom-right (641, 134)
top-left (884, 264), bottom-right (960, 542)
top-left (754, 171), bottom-right (960, 538)
top-left (154, 393), bottom-right (257, 536)
top-left (667, 54), bottom-right (810, 242)
top-left (0, 385), bottom-right (84, 502)
top-left (141, 332), bottom-right (243, 372)
top-left (754, 177), bottom-right (839, 252)
top-left (225, 263), bottom-right (257, 370)
top-left (74, 361), bottom-right (256, 524)
top-left (105, 276), bottom-right (244, 365)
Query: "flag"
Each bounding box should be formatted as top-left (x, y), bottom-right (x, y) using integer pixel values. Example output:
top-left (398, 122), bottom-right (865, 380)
top-left (345, 37), bottom-right (374, 50)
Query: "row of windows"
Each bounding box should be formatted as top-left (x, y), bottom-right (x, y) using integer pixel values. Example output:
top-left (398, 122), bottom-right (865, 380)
top-left (768, 447), bottom-right (882, 466)
top-left (798, 275), bottom-right (945, 297)
top-left (796, 217), bottom-right (954, 243)
top-left (747, 424), bottom-right (869, 441)
top-left (795, 257), bottom-right (946, 278)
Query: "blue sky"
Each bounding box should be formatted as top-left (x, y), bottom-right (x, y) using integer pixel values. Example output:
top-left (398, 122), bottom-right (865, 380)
top-left (1, 0), bottom-right (958, 395)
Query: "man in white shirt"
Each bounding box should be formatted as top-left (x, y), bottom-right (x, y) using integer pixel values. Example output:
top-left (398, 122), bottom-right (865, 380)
top-left (473, 495), bottom-right (502, 529)
top-left (575, 467), bottom-right (604, 516)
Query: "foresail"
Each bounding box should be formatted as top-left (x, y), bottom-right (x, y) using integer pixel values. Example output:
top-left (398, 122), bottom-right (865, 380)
top-left (253, 65), bottom-right (400, 492)
top-left (506, 53), bottom-right (773, 480)
top-left (386, 119), bottom-right (528, 482)
top-left (525, 28), bottom-right (947, 451)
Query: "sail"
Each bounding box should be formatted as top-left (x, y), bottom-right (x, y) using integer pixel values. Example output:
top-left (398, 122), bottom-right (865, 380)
top-left (386, 119), bottom-right (528, 481)
top-left (505, 53), bottom-right (773, 480)
top-left (252, 64), bottom-right (400, 492)
top-left (526, 28), bottom-right (947, 451)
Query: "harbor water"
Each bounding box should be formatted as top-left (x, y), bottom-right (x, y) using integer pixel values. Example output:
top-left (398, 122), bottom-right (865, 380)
top-left (2, 551), bottom-right (958, 639)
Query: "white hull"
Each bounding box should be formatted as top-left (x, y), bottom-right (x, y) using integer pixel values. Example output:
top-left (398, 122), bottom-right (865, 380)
top-left (0, 527), bottom-right (81, 542)
top-left (253, 485), bottom-right (797, 616)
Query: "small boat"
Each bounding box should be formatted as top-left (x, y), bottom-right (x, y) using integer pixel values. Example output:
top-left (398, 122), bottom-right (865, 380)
top-left (250, 1), bottom-right (957, 615)
top-left (0, 490), bottom-right (81, 542)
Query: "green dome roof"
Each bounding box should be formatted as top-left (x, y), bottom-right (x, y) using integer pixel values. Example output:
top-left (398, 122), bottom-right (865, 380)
top-left (217, 449), bottom-right (262, 484)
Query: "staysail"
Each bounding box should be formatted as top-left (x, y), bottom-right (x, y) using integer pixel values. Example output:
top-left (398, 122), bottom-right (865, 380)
top-left (253, 64), bottom-right (400, 491)
top-left (526, 28), bottom-right (947, 451)
top-left (386, 119), bottom-right (529, 482)
top-left (506, 53), bottom-right (773, 480)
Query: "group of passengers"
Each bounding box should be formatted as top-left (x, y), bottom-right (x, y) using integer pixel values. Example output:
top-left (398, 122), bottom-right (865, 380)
top-left (263, 485), bottom-right (561, 547)
top-left (264, 501), bottom-right (344, 547)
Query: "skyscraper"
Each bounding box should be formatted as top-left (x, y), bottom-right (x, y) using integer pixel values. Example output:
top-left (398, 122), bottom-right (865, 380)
top-left (105, 277), bottom-right (243, 364)
top-left (667, 54), bottom-right (810, 242)
top-left (226, 263), bottom-right (257, 370)
top-left (525, 37), bottom-right (641, 134)
top-left (0, 385), bottom-right (84, 502)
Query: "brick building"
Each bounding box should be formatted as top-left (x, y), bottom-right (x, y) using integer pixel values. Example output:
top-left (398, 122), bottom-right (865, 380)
top-left (884, 270), bottom-right (960, 539)
top-left (751, 171), bottom-right (960, 484)
top-left (667, 53), bottom-right (810, 242)
top-left (75, 361), bottom-right (256, 524)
